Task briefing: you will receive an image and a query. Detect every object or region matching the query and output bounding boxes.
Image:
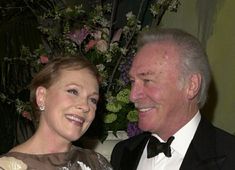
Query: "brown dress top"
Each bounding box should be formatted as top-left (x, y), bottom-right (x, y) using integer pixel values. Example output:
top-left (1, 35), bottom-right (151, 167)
top-left (0, 145), bottom-right (113, 170)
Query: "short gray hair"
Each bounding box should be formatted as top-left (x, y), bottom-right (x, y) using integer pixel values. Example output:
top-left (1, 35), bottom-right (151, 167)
top-left (137, 28), bottom-right (211, 108)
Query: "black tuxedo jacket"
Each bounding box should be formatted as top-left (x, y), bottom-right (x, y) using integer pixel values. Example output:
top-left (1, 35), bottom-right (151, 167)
top-left (111, 117), bottom-right (235, 170)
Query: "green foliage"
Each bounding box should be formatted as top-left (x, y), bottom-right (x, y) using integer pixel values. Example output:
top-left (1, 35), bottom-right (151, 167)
top-left (0, 0), bottom-right (181, 142)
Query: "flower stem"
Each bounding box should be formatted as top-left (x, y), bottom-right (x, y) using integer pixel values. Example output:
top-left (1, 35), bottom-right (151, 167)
top-left (106, 0), bottom-right (146, 93)
top-left (108, 0), bottom-right (119, 44)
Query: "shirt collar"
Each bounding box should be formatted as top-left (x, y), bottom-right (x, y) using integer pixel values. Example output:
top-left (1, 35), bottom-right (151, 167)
top-left (171, 111), bottom-right (201, 156)
top-left (151, 111), bottom-right (201, 157)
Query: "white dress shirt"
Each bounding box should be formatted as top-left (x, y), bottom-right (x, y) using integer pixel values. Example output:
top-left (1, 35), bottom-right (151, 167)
top-left (137, 112), bottom-right (201, 170)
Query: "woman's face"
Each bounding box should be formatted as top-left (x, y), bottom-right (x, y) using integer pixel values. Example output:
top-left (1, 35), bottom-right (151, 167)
top-left (36, 68), bottom-right (99, 143)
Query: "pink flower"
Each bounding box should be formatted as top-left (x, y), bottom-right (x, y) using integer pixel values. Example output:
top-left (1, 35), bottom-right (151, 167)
top-left (67, 26), bottom-right (90, 45)
top-left (40, 55), bottom-right (49, 64)
top-left (85, 39), bottom-right (98, 52)
top-left (111, 28), bottom-right (122, 43)
top-left (21, 111), bottom-right (32, 121)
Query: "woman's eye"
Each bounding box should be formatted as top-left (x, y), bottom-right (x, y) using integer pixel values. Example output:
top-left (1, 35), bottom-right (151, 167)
top-left (90, 98), bottom-right (98, 105)
top-left (67, 89), bottom-right (79, 96)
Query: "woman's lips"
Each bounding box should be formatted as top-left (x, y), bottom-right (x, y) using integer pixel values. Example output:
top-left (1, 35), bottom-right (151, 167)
top-left (65, 114), bottom-right (85, 126)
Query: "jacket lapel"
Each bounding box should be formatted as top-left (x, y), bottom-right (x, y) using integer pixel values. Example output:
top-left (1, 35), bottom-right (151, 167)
top-left (120, 132), bottom-right (151, 170)
top-left (180, 117), bottom-right (226, 170)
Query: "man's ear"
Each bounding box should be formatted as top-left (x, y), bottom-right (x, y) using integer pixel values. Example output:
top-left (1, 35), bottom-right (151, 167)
top-left (186, 73), bottom-right (201, 100)
top-left (36, 86), bottom-right (47, 107)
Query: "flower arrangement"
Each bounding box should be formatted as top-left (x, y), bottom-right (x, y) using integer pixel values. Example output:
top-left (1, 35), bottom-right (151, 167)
top-left (0, 156), bottom-right (27, 170)
top-left (0, 0), bottom-right (180, 141)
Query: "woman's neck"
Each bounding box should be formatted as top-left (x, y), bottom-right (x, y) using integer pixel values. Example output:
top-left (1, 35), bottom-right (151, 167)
top-left (10, 131), bottom-right (72, 155)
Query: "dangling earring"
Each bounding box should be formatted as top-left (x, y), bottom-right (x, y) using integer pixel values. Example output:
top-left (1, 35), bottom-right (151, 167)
top-left (39, 105), bottom-right (45, 111)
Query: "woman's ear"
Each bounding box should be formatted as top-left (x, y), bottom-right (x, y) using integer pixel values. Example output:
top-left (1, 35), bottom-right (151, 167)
top-left (36, 86), bottom-right (46, 109)
top-left (186, 73), bottom-right (201, 100)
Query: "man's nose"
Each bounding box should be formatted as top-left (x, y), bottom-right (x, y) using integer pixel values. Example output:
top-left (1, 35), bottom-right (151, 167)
top-left (129, 83), bottom-right (144, 103)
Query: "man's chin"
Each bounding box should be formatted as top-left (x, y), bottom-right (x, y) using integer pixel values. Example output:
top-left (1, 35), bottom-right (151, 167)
top-left (138, 122), bottom-right (151, 132)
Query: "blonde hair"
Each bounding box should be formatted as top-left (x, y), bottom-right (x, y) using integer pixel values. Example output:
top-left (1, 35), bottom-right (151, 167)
top-left (30, 54), bottom-right (100, 118)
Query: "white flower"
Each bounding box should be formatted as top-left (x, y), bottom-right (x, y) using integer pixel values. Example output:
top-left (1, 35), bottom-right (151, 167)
top-left (96, 40), bottom-right (108, 53)
top-left (96, 64), bottom-right (105, 71)
top-left (76, 161), bottom-right (91, 170)
top-left (126, 11), bottom-right (134, 19)
top-left (0, 156), bottom-right (27, 170)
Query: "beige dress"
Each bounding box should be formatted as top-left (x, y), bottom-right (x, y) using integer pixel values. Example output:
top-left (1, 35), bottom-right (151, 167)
top-left (0, 145), bottom-right (112, 170)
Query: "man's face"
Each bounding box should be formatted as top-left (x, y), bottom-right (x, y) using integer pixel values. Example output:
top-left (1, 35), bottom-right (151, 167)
top-left (129, 42), bottom-right (189, 138)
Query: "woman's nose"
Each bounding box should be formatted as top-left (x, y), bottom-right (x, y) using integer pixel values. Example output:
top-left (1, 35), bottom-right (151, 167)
top-left (76, 99), bottom-right (90, 113)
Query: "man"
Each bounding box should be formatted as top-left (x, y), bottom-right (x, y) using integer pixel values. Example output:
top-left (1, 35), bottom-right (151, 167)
top-left (110, 28), bottom-right (235, 170)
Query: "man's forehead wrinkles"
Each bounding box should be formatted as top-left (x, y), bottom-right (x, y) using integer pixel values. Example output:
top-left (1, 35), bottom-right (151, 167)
top-left (138, 71), bottom-right (155, 76)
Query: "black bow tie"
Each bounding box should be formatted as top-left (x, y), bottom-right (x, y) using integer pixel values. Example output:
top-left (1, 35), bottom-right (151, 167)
top-left (147, 135), bottom-right (175, 158)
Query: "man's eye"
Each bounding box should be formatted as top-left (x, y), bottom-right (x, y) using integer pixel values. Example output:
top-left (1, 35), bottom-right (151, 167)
top-left (130, 79), bottom-right (135, 85)
top-left (143, 79), bottom-right (151, 83)
top-left (67, 89), bottom-right (79, 95)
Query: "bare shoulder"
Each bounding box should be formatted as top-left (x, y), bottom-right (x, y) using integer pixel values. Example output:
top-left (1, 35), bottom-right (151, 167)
top-left (8, 140), bottom-right (34, 154)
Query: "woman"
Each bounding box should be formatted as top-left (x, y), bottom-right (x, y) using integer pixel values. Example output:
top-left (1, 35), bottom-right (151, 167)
top-left (0, 55), bottom-right (112, 169)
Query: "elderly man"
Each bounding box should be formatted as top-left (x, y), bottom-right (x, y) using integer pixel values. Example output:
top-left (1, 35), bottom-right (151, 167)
top-left (111, 28), bottom-right (235, 170)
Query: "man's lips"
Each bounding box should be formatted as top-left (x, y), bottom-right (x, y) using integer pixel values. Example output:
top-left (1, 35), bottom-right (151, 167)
top-left (138, 108), bottom-right (153, 112)
top-left (137, 107), bottom-right (157, 117)
top-left (65, 114), bottom-right (85, 126)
